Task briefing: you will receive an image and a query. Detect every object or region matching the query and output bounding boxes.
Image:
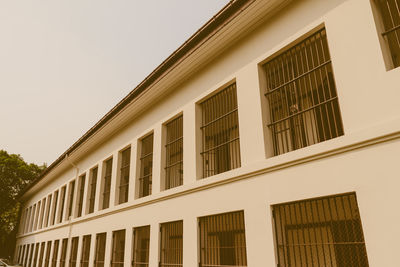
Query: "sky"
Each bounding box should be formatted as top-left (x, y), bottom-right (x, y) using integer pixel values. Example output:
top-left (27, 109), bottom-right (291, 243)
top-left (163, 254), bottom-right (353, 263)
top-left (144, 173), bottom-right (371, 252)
top-left (0, 0), bottom-right (229, 166)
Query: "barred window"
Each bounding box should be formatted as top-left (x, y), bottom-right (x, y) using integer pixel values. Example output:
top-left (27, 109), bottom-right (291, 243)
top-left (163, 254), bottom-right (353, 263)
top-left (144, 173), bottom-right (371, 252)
top-left (94, 233), bottom-right (107, 267)
top-left (34, 202), bottom-right (41, 231)
top-left (67, 181), bottom-right (75, 219)
top-left (19, 245), bottom-right (24, 264)
top-left (132, 225), bottom-right (150, 267)
top-left (39, 198), bottom-right (46, 229)
top-left (69, 237), bottom-right (79, 267)
top-left (199, 211), bottom-right (247, 267)
top-left (59, 239), bottom-right (68, 267)
top-left (88, 167), bottom-right (98, 214)
top-left (51, 191), bottom-right (58, 225)
top-left (30, 205), bottom-right (36, 232)
top-left (272, 192), bottom-right (369, 267)
top-left (111, 230), bottom-right (126, 267)
top-left (28, 244), bottom-right (34, 267)
top-left (81, 235), bottom-right (91, 267)
top-left (51, 240), bottom-right (59, 267)
top-left (44, 241), bottom-right (51, 267)
top-left (76, 174), bottom-right (85, 217)
top-left (138, 134), bottom-right (153, 198)
top-left (164, 115), bottom-right (183, 190)
top-left (45, 195), bottom-right (51, 227)
top-left (201, 83), bottom-right (241, 178)
top-left (118, 147), bottom-right (131, 204)
top-left (33, 243), bottom-right (39, 267)
top-left (38, 242), bottom-right (45, 267)
top-left (101, 158), bottom-right (113, 209)
top-left (58, 186), bottom-right (66, 223)
top-left (375, 0), bottom-right (400, 68)
top-left (264, 28), bottom-right (344, 156)
top-left (159, 220), bottom-right (183, 267)
top-left (26, 244), bottom-right (32, 267)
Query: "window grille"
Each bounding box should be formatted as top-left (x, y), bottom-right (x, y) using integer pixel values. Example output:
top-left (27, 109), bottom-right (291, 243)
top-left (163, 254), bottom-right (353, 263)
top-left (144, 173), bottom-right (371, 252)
top-left (80, 235), bottom-right (91, 267)
top-left (77, 174), bottom-right (86, 217)
top-left (34, 202), bottom-right (41, 231)
top-left (94, 233), bottom-right (107, 267)
top-left (199, 211), bottom-right (247, 267)
top-left (159, 220), bottom-right (183, 267)
top-left (51, 191), bottom-right (58, 225)
top-left (139, 134), bottom-right (153, 198)
top-left (272, 192), bottom-right (369, 267)
top-left (51, 240), bottom-right (59, 267)
top-left (39, 198), bottom-right (46, 229)
top-left (264, 28), bottom-right (344, 156)
top-left (30, 205), bottom-right (36, 232)
top-left (45, 196), bottom-right (51, 227)
top-left (164, 115), bottom-right (183, 190)
top-left (201, 83), bottom-right (241, 178)
top-left (119, 147), bottom-right (131, 204)
top-left (28, 244), bottom-right (34, 267)
top-left (67, 181), bottom-right (75, 218)
top-left (132, 225), bottom-right (150, 267)
top-left (59, 239), bottom-right (68, 267)
top-left (88, 167), bottom-right (98, 214)
top-left (69, 237), bottom-right (79, 267)
top-left (38, 242), bottom-right (45, 267)
top-left (376, 0), bottom-right (400, 68)
top-left (33, 243), bottom-right (39, 267)
top-left (102, 158), bottom-right (113, 209)
top-left (44, 241), bottom-right (51, 267)
top-left (58, 187), bottom-right (66, 223)
top-left (111, 230), bottom-right (126, 267)
top-left (19, 245), bottom-right (24, 264)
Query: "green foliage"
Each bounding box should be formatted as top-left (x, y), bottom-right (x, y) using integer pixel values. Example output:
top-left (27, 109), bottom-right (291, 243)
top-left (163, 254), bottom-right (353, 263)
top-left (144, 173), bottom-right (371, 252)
top-left (0, 150), bottom-right (46, 257)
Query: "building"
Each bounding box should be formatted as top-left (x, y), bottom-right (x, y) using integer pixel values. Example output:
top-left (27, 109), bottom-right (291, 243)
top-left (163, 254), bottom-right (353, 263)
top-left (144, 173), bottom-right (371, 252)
top-left (13, 0), bottom-right (400, 266)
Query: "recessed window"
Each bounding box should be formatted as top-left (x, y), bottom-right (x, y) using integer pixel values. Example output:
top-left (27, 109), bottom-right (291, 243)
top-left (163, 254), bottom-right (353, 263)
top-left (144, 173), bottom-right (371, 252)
top-left (200, 83), bottom-right (241, 178)
top-left (67, 181), bottom-right (76, 219)
top-left (87, 167), bottom-right (98, 214)
top-left (272, 192), bottom-right (369, 266)
top-left (38, 242), bottom-right (45, 267)
top-left (132, 225), bottom-right (150, 267)
top-left (51, 240), bottom-right (59, 267)
top-left (45, 195), bottom-right (52, 227)
top-left (39, 198), bottom-right (46, 229)
top-left (34, 201), bottom-right (41, 231)
top-left (27, 244), bottom-right (34, 267)
top-left (44, 241), bottom-right (51, 267)
top-left (138, 134), bottom-right (153, 198)
top-left (94, 233), bottom-right (107, 267)
top-left (69, 237), bottom-right (79, 267)
top-left (101, 158), bottom-right (113, 210)
top-left (59, 238), bottom-right (68, 267)
top-left (30, 205), bottom-right (36, 232)
top-left (81, 235), bottom-right (91, 267)
top-left (58, 186), bottom-right (66, 223)
top-left (199, 211), bottom-right (247, 267)
top-left (164, 115), bottom-right (183, 190)
top-left (118, 147), bottom-right (131, 204)
top-left (76, 174), bottom-right (86, 217)
top-left (159, 220), bottom-right (183, 267)
top-left (111, 230), bottom-right (126, 267)
top-left (51, 191), bottom-right (59, 225)
top-left (33, 243), bottom-right (39, 267)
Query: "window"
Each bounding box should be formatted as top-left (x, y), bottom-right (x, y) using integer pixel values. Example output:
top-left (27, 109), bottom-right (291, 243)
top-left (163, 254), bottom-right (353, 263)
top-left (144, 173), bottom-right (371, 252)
top-left (33, 243), bottom-right (40, 267)
top-left (45, 195), bottom-right (52, 227)
top-left (77, 174), bottom-right (86, 217)
top-left (101, 158), bottom-right (113, 209)
top-left (25, 208), bottom-right (31, 233)
top-left (200, 83), bottom-right (241, 178)
top-left (39, 198), bottom-right (46, 229)
top-left (28, 244), bottom-right (34, 267)
top-left (67, 181), bottom-right (76, 219)
top-left (30, 205), bottom-right (36, 232)
top-left (111, 230), bottom-right (125, 267)
top-left (138, 134), bottom-right (153, 198)
top-left (38, 242), bottom-right (45, 267)
top-left (159, 220), bottom-right (183, 267)
top-left (374, 0), bottom-right (400, 68)
top-left (58, 186), bottom-right (66, 223)
top-left (51, 191), bottom-right (59, 225)
top-left (44, 241), bottom-right (51, 267)
top-left (132, 225), bottom-right (150, 267)
top-left (81, 235), bottom-right (91, 267)
top-left (34, 201), bottom-right (41, 231)
top-left (272, 192), bottom-right (369, 267)
top-left (199, 211), bottom-right (247, 267)
top-left (263, 28), bottom-right (344, 156)
top-left (94, 233), bottom-right (107, 267)
top-left (59, 239), bottom-right (68, 267)
top-left (19, 245), bottom-right (24, 264)
top-left (164, 115), bottom-right (183, 190)
top-left (118, 147), bottom-right (131, 204)
top-left (88, 167), bottom-right (98, 214)
top-left (51, 240), bottom-right (59, 267)
top-left (69, 237), bottom-right (79, 267)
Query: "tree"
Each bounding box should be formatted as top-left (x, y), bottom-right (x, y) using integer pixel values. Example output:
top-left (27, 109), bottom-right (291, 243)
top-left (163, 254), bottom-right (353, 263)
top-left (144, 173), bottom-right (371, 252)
top-left (0, 150), bottom-right (46, 258)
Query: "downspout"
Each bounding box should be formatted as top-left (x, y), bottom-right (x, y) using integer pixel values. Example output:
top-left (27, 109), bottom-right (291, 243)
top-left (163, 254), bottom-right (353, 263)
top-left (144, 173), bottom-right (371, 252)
top-left (65, 154), bottom-right (79, 243)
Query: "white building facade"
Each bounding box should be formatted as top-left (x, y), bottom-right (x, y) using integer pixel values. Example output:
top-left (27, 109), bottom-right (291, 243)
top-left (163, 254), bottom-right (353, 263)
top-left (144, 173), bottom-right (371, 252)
top-left (14, 0), bottom-right (400, 266)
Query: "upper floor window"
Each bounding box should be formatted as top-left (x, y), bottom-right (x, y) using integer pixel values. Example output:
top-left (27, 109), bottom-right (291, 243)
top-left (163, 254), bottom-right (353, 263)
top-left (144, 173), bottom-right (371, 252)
top-left (263, 28), bottom-right (344, 156)
top-left (76, 174), bottom-right (86, 217)
top-left (67, 180), bottom-right (75, 219)
top-left (164, 115), bottom-right (183, 190)
top-left (51, 240), bottom-right (59, 267)
top-left (138, 133), bottom-right (153, 198)
top-left (44, 241), bottom-right (51, 267)
top-left (58, 186), bottom-right (66, 223)
top-left (117, 147), bottom-right (131, 204)
top-left (51, 190), bottom-right (59, 225)
top-left (69, 237), bottom-right (79, 267)
top-left (200, 83), bottom-right (241, 178)
top-left (60, 238), bottom-right (68, 267)
top-left (39, 198), bottom-right (46, 229)
top-left (87, 167), bottom-right (98, 214)
top-left (101, 158), bottom-right (113, 210)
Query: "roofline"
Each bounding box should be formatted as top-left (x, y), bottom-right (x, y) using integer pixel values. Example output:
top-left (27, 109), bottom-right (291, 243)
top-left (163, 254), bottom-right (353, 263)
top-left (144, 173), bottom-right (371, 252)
top-left (19, 0), bottom-right (255, 199)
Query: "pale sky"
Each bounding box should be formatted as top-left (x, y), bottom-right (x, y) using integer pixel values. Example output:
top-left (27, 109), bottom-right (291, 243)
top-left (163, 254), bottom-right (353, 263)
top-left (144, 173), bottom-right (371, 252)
top-left (0, 0), bottom-right (229, 166)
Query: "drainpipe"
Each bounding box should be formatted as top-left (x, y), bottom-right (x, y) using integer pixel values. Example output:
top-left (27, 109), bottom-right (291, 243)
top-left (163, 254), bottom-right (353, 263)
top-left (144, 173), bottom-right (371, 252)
top-left (65, 153), bottom-right (79, 243)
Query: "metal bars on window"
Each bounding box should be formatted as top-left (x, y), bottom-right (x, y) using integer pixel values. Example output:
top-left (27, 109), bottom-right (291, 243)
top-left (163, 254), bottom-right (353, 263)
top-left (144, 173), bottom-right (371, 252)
top-left (102, 158), bottom-right (113, 209)
top-left (81, 235), bottom-right (91, 267)
top-left (77, 174), bottom-right (86, 217)
top-left (38, 242), bottom-right (45, 267)
top-left (139, 134), bottom-right (153, 198)
top-left (51, 192), bottom-right (58, 226)
top-left (159, 220), bottom-right (183, 267)
top-left (132, 226), bottom-right (150, 267)
top-left (201, 83), bottom-right (241, 178)
top-left (67, 181), bottom-right (75, 218)
top-left (376, 0), bottom-right (400, 67)
top-left (88, 167), bottom-right (98, 214)
top-left (119, 147), bottom-right (131, 204)
top-left (44, 241), bottom-right (51, 267)
top-left (94, 233), bottom-right (107, 267)
top-left (199, 211), bottom-right (247, 267)
top-left (264, 28), bottom-right (344, 156)
top-left (33, 243), bottom-right (39, 267)
top-left (165, 115), bottom-right (183, 190)
top-left (51, 240), bottom-right (59, 267)
top-left (58, 187), bottom-right (66, 223)
top-left (272, 192), bottom-right (369, 267)
top-left (111, 230), bottom-right (126, 267)
top-left (69, 237), bottom-right (79, 267)
top-left (59, 239), bottom-right (68, 267)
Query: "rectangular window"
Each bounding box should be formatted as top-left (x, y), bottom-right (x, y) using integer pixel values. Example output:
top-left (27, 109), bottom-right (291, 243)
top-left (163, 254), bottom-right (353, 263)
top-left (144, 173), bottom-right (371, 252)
top-left (159, 220), bottom-right (183, 267)
top-left (164, 115), bottom-right (183, 190)
top-left (272, 192), bottom-right (369, 266)
top-left (51, 191), bottom-right (59, 226)
top-left (81, 235), bottom-right (91, 267)
top-left (77, 174), bottom-right (86, 217)
top-left (58, 186), bottom-right (66, 223)
top-left (44, 241), bottom-right (51, 267)
top-left (38, 242), bottom-right (45, 267)
top-left (23, 244), bottom-right (29, 267)
top-left (263, 28), bottom-right (344, 156)
top-left (39, 198), bottom-right (46, 229)
top-left (138, 134), bottom-right (153, 198)
top-left (111, 230), bottom-right (125, 267)
top-left (28, 243), bottom-right (34, 267)
top-left (25, 208), bottom-right (31, 233)
top-left (374, 0), bottom-right (400, 68)
top-left (19, 245), bottom-right (24, 264)
top-left (132, 226), bottom-right (150, 267)
top-left (34, 201), bottom-right (41, 231)
top-left (45, 195), bottom-right (52, 227)
top-left (101, 158), bottom-right (113, 210)
top-left (69, 237), bottom-right (79, 267)
top-left (33, 243), bottom-right (40, 267)
top-left (94, 233), bottom-right (107, 267)
top-left (199, 211), bottom-right (247, 267)
top-left (118, 147), bottom-right (131, 204)
top-left (88, 167), bottom-right (98, 214)
top-left (30, 205), bottom-right (36, 232)
top-left (51, 240), bottom-right (59, 267)
top-left (59, 239), bottom-right (68, 267)
top-left (201, 83), bottom-right (241, 178)
top-left (67, 181), bottom-right (76, 219)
